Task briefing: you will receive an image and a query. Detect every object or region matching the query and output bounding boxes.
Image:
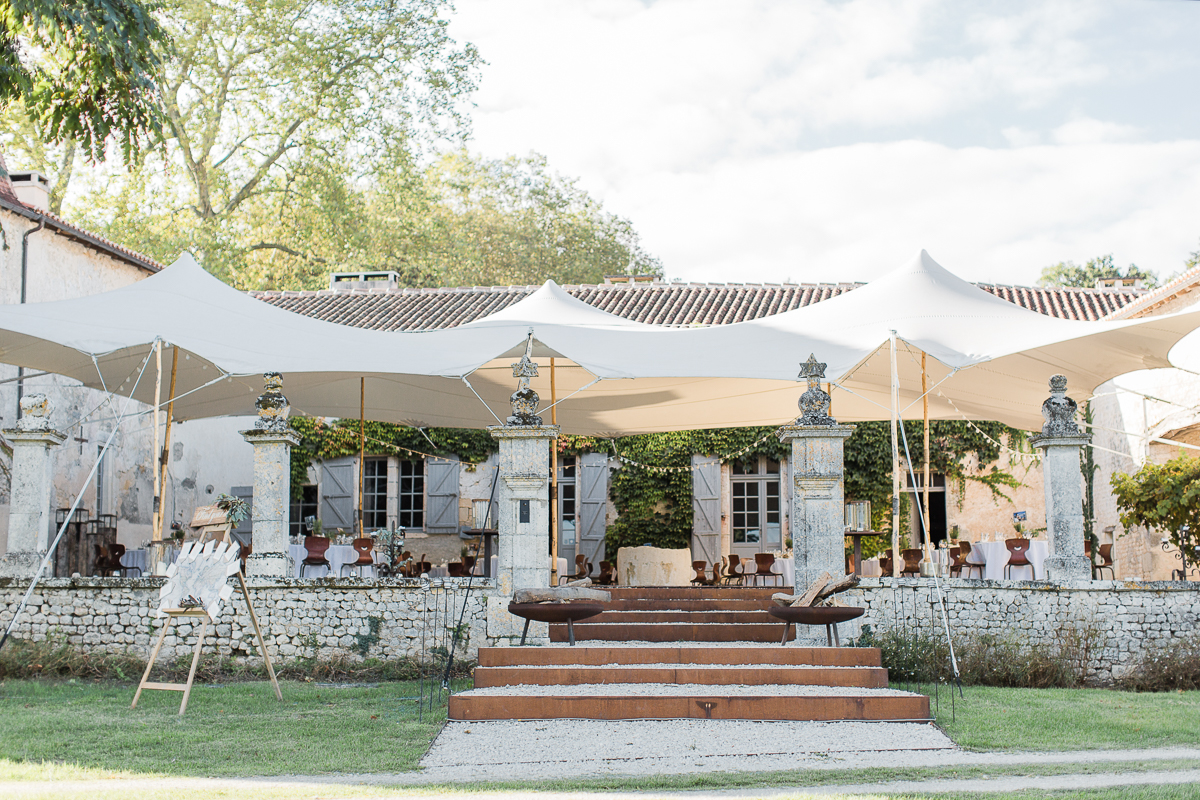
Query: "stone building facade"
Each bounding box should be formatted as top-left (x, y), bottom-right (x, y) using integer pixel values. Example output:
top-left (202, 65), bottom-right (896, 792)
top-left (0, 161), bottom-right (161, 558)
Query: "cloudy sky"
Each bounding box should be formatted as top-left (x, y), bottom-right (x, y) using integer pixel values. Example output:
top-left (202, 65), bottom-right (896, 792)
top-left (450, 0), bottom-right (1200, 285)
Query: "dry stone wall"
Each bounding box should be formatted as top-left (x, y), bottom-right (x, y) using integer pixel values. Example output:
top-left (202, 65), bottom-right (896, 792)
top-left (848, 578), bottom-right (1200, 684)
top-left (0, 577), bottom-right (493, 664)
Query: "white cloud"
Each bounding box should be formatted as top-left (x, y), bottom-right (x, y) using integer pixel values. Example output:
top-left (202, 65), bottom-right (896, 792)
top-left (448, 0), bottom-right (1200, 286)
top-left (613, 140), bottom-right (1200, 285)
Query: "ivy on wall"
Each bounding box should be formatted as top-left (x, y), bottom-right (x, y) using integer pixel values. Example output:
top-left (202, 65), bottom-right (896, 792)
top-left (290, 416), bottom-right (1029, 554)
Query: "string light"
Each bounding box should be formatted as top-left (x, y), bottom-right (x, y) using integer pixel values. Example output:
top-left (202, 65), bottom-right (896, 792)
top-left (610, 428), bottom-right (784, 474)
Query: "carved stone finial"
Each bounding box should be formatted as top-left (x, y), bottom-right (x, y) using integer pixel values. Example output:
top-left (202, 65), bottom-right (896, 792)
top-left (507, 329), bottom-right (543, 426)
top-left (16, 393), bottom-right (53, 431)
top-left (1039, 373), bottom-right (1079, 437)
top-left (796, 353), bottom-right (836, 426)
top-left (254, 372), bottom-right (291, 431)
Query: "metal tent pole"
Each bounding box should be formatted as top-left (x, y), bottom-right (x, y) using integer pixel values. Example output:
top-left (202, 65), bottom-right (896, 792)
top-left (890, 330), bottom-right (901, 577)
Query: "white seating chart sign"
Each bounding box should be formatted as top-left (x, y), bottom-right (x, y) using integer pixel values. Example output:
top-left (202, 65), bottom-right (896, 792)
top-left (156, 540), bottom-right (240, 620)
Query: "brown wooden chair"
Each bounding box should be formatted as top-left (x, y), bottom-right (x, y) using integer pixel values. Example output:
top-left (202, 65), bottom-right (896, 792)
top-left (341, 537), bottom-right (376, 578)
top-left (558, 554), bottom-right (590, 585)
top-left (900, 549), bottom-right (922, 577)
top-left (462, 555), bottom-right (477, 576)
top-left (879, 549), bottom-right (894, 577)
top-left (300, 536), bottom-right (332, 577)
top-left (238, 540), bottom-right (252, 574)
top-left (1084, 539), bottom-right (1092, 558)
top-left (96, 542), bottom-right (140, 577)
top-left (595, 560), bottom-right (616, 585)
top-left (948, 546), bottom-right (966, 578)
top-left (753, 552), bottom-right (782, 586)
top-left (957, 540), bottom-right (984, 578)
top-left (691, 560), bottom-right (714, 585)
top-left (1096, 543), bottom-right (1115, 579)
top-left (1004, 538), bottom-right (1036, 580)
top-left (722, 554), bottom-right (746, 585)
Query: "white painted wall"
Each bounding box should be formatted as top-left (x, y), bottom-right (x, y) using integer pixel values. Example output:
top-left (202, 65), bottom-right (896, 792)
top-left (0, 206), bottom-right (159, 555)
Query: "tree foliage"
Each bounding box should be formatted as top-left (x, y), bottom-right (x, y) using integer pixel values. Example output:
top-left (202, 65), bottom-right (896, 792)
top-left (0, 0), bottom-right (166, 161)
top-left (1038, 254), bottom-right (1158, 289)
top-left (1111, 453), bottom-right (1200, 572)
top-left (0, 0), bottom-right (659, 290)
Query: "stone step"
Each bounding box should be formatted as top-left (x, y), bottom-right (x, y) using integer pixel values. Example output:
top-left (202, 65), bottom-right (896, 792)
top-left (473, 665), bottom-right (889, 688)
top-left (549, 622), bottom-right (793, 643)
top-left (477, 646), bottom-right (882, 668)
top-left (448, 685), bottom-right (930, 722)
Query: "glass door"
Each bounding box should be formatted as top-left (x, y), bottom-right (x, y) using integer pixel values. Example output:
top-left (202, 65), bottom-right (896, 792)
top-left (730, 458), bottom-right (781, 561)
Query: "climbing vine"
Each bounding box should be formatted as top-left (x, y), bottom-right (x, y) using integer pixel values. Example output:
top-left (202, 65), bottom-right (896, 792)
top-left (289, 415), bottom-right (1031, 553)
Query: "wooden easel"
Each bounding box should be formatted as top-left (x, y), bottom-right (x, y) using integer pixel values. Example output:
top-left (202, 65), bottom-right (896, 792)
top-left (132, 573), bottom-right (281, 716)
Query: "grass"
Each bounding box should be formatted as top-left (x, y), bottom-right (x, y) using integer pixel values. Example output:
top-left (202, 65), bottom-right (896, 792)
top-left (2, 679), bottom-right (1200, 797)
top-left (924, 683), bottom-right (1200, 751)
top-left (0, 678), bottom-right (465, 777)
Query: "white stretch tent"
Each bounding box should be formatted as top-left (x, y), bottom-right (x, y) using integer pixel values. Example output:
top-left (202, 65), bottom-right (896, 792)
top-left (1, 251), bottom-right (1199, 433)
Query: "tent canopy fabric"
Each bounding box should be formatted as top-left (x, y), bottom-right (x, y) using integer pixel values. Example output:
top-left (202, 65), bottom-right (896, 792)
top-left (0, 251), bottom-right (1199, 434)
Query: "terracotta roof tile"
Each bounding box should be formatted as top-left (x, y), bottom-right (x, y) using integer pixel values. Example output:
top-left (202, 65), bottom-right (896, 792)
top-left (250, 280), bottom-right (1144, 330)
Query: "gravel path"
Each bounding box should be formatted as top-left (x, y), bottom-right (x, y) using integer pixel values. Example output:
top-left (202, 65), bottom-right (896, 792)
top-left (456, 682), bottom-right (919, 697)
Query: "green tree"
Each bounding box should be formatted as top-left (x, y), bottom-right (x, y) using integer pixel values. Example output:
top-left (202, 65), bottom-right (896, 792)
top-left (1038, 254), bottom-right (1158, 289)
top-left (0, 0), bottom-right (166, 161)
top-left (1111, 453), bottom-right (1200, 579)
top-left (414, 151), bottom-right (662, 287)
top-left (54, 0), bottom-right (481, 287)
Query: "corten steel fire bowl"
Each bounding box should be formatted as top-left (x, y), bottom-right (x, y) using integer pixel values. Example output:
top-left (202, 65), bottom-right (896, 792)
top-left (769, 605), bottom-right (865, 647)
top-left (507, 601), bottom-right (605, 646)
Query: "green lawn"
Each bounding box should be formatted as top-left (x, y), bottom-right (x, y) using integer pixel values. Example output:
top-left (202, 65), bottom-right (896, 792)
top-left (1, 679), bottom-right (1199, 796)
top-left (927, 683), bottom-right (1200, 751)
top-left (0, 678), bottom-right (459, 777)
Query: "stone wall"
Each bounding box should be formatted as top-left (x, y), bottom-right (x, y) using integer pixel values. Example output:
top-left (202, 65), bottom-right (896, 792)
top-left (0, 577), bottom-right (495, 665)
top-left (2, 577), bottom-right (1197, 685)
top-left (847, 578), bottom-right (1200, 684)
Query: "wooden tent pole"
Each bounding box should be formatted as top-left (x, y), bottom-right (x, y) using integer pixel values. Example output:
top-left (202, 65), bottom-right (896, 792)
top-left (889, 331), bottom-right (901, 577)
top-left (358, 377), bottom-right (365, 538)
top-left (550, 358), bottom-right (558, 587)
top-left (151, 341), bottom-right (163, 542)
top-left (922, 351), bottom-right (930, 548)
top-left (155, 347), bottom-right (179, 541)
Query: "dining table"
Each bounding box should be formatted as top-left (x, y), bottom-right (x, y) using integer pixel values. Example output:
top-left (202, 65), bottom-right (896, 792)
top-left (963, 539), bottom-right (1049, 580)
top-left (288, 543), bottom-right (378, 578)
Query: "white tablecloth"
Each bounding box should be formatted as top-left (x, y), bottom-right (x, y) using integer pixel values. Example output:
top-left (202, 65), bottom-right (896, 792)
top-left (289, 543), bottom-right (377, 578)
top-left (963, 540), bottom-right (1049, 580)
top-left (743, 557), bottom-right (793, 587)
top-left (121, 549), bottom-right (147, 576)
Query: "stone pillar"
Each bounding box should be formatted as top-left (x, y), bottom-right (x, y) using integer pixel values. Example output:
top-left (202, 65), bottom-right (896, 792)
top-left (779, 356), bottom-right (854, 591)
top-left (240, 373), bottom-right (298, 577)
top-left (485, 330), bottom-right (559, 644)
top-left (0, 395), bottom-right (66, 578)
top-left (488, 425), bottom-right (558, 595)
top-left (1031, 375), bottom-right (1092, 582)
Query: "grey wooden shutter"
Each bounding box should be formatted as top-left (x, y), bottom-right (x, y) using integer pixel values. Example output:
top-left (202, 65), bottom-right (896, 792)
top-left (319, 457), bottom-right (355, 532)
top-left (425, 458), bottom-right (460, 533)
top-left (231, 485), bottom-right (253, 537)
top-left (578, 452), bottom-right (609, 563)
top-left (692, 454), bottom-right (721, 563)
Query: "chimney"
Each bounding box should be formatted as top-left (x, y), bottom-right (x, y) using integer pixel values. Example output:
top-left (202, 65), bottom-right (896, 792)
top-left (8, 170), bottom-right (50, 211)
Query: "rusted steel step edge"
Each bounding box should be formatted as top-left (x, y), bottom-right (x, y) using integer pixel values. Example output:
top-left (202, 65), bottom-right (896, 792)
top-left (472, 666), bottom-right (890, 688)
top-left (448, 695), bottom-right (930, 722)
